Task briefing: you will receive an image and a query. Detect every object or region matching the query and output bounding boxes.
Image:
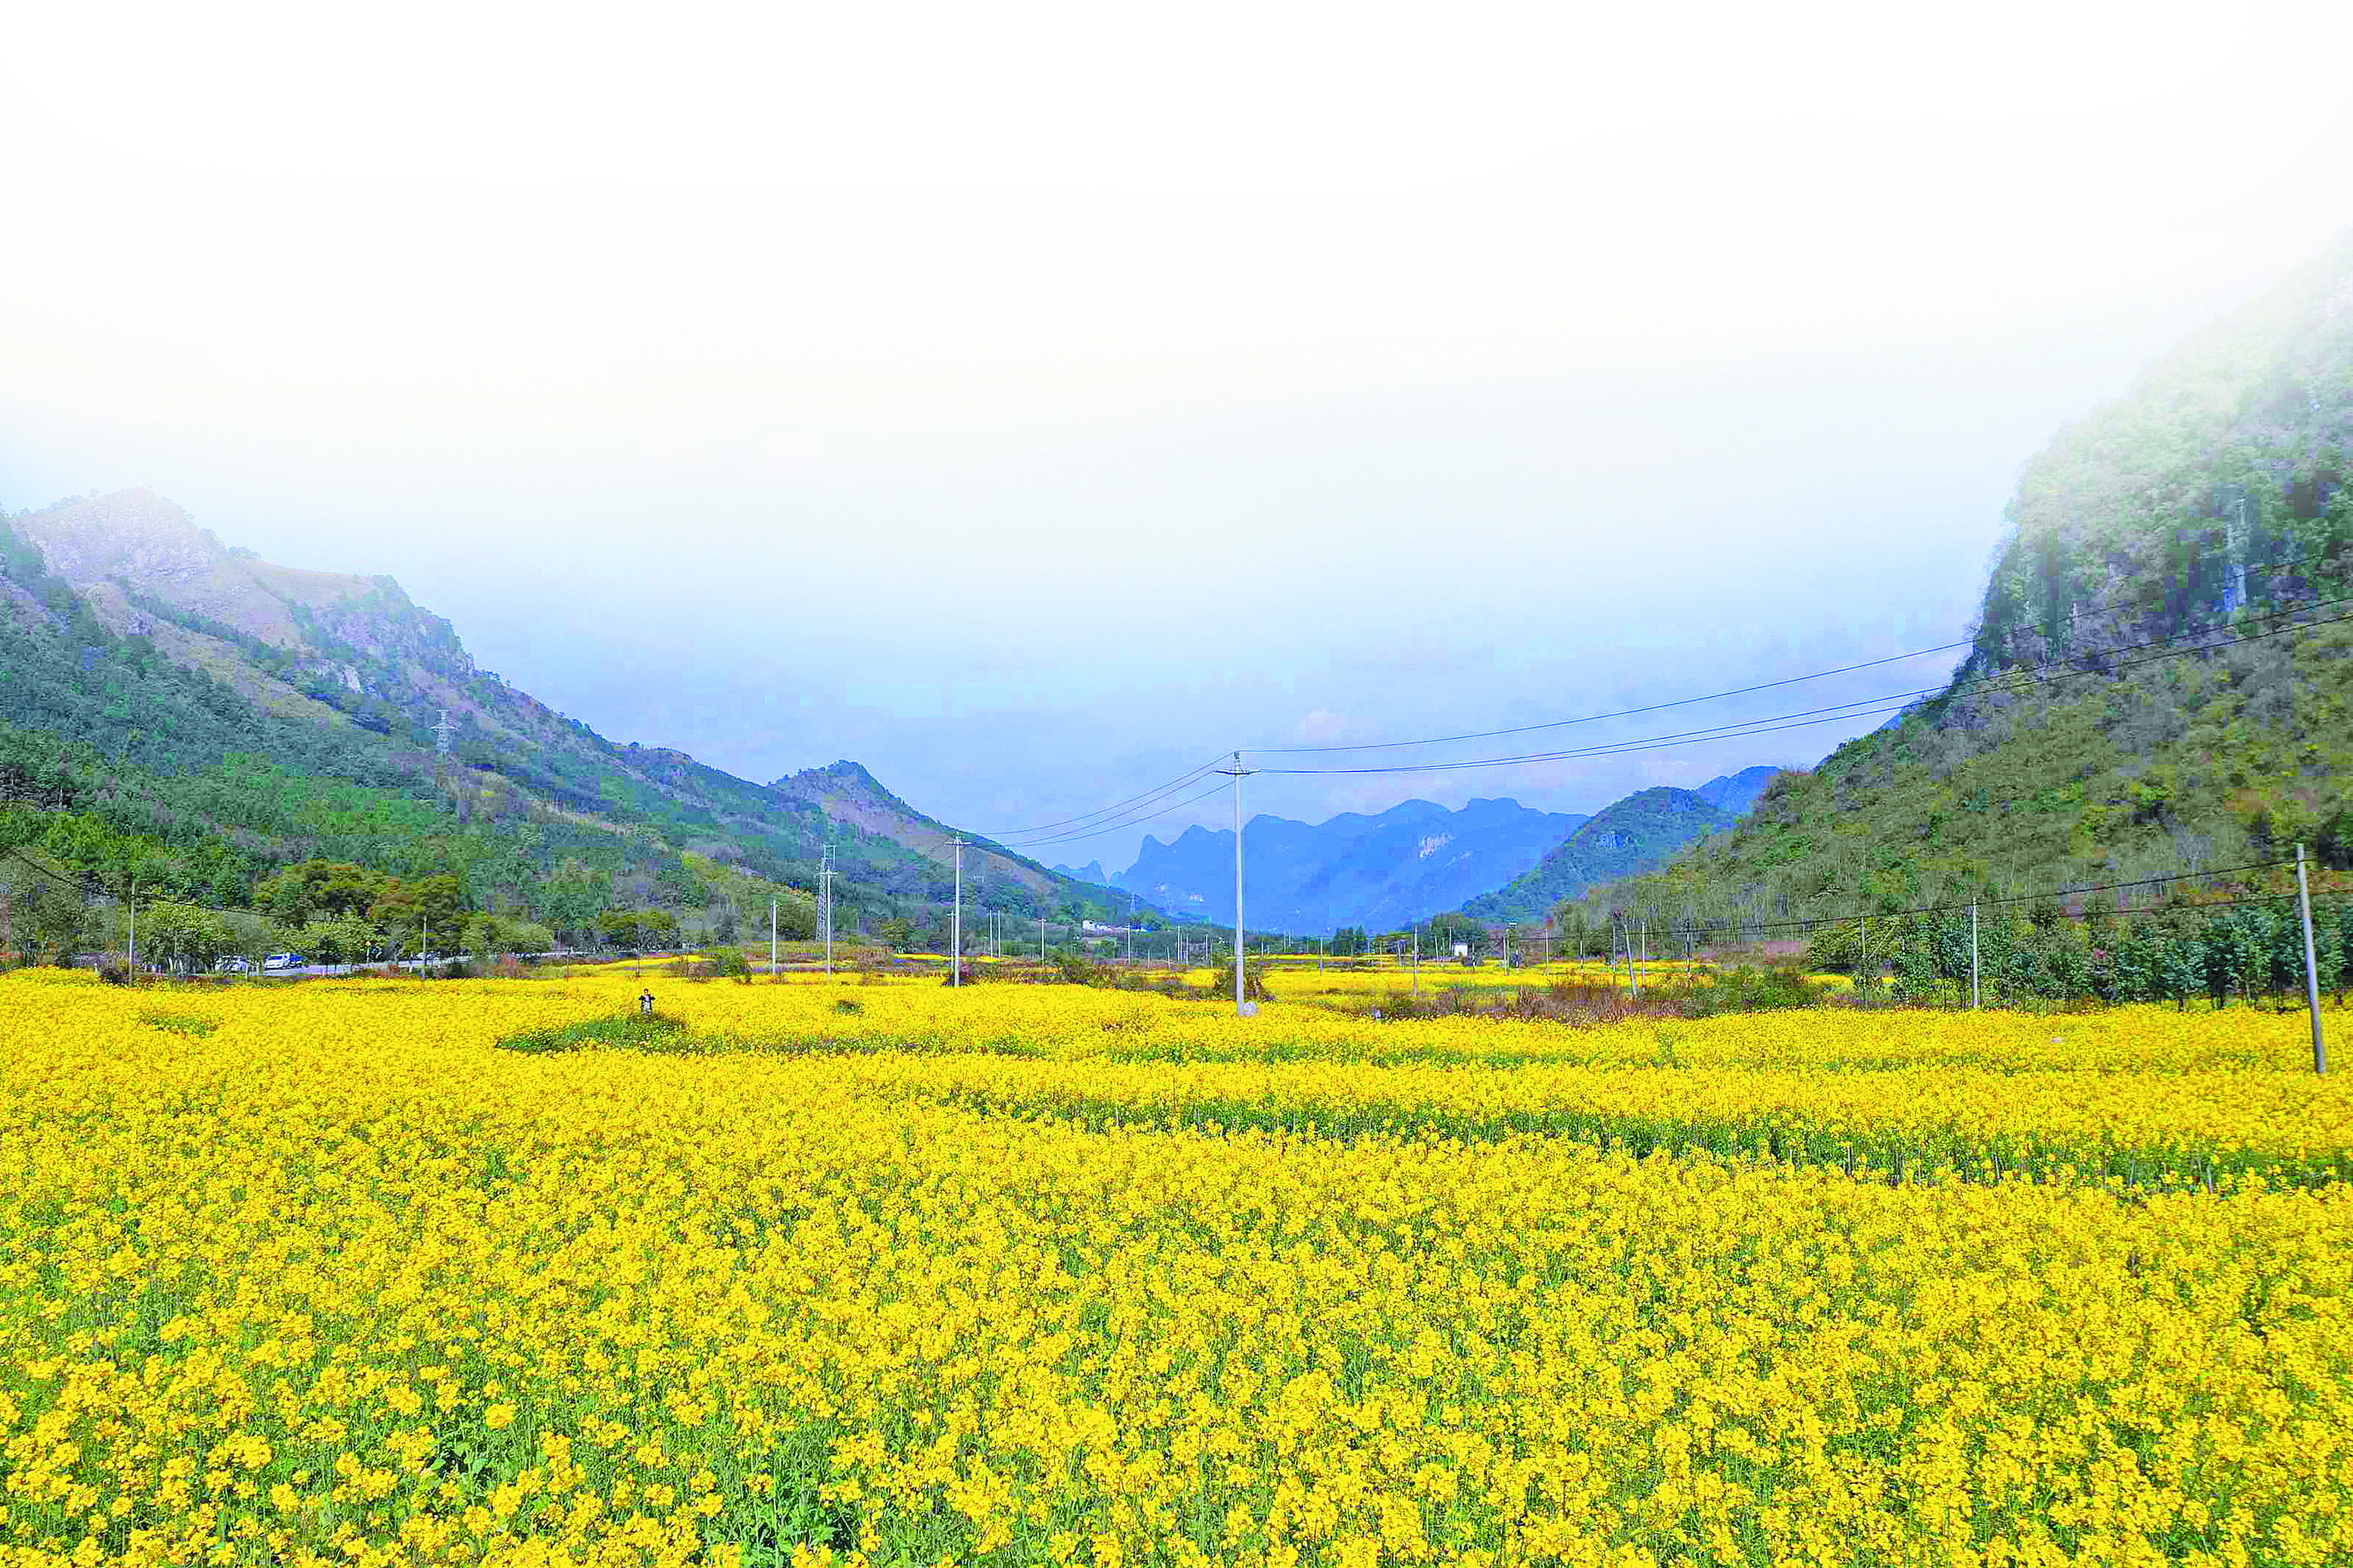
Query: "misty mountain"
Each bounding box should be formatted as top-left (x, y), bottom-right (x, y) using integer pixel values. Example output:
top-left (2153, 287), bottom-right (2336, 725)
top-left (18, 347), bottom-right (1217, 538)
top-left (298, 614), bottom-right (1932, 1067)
top-left (0, 489), bottom-right (1145, 934)
top-left (1694, 766), bottom-right (1783, 816)
top-left (1111, 797), bottom-right (1591, 935)
top-left (1596, 232), bottom-right (2353, 921)
top-left (1050, 860), bottom-right (1113, 887)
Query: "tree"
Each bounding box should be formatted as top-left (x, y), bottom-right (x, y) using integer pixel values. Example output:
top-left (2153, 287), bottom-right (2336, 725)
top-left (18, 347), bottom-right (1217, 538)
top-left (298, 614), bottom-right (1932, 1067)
top-left (216, 909), bottom-right (276, 974)
top-left (298, 914), bottom-right (379, 970)
top-left (599, 908), bottom-right (645, 953)
top-left (258, 860), bottom-right (387, 924)
top-left (140, 900), bottom-right (227, 975)
top-left (21, 881), bottom-right (90, 965)
top-left (463, 912), bottom-right (506, 960)
top-left (373, 874), bottom-right (465, 953)
top-left (599, 907), bottom-right (678, 955)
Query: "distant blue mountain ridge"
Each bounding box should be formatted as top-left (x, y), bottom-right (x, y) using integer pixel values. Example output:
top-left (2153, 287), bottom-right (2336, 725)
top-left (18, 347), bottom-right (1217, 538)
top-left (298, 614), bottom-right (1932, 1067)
top-left (1692, 765), bottom-right (1782, 816)
top-left (1100, 766), bottom-right (1784, 935)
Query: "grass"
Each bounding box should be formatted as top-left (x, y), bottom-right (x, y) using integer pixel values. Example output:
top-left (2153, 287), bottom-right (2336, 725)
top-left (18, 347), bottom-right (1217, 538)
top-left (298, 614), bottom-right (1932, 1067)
top-left (495, 1011), bottom-right (694, 1054)
top-left (136, 1009), bottom-right (219, 1037)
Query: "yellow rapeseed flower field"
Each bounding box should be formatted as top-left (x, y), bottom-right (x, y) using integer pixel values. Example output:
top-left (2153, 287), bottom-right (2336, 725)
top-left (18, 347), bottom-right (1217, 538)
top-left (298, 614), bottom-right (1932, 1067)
top-left (2, 968), bottom-right (2347, 1567)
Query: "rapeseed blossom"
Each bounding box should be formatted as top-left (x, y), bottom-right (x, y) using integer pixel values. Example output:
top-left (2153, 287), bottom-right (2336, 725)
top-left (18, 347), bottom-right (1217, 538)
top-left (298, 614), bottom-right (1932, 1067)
top-left (0, 969), bottom-right (2346, 1566)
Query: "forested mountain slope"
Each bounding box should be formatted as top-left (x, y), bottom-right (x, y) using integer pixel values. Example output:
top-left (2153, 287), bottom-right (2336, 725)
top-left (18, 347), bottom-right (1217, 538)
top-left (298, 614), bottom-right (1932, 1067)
top-left (0, 491), bottom-right (1141, 947)
top-left (1460, 787), bottom-right (1741, 923)
top-left (1589, 233), bottom-right (2353, 930)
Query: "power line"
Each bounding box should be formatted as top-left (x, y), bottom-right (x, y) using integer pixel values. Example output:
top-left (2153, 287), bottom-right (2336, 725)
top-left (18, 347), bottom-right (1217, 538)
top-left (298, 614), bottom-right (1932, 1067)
top-left (962, 753), bottom-right (1231, 838)
top-left (858, 553), bottom-right (2352, 906)
top-left (2, 846), bottom-right (87, 894)
top-left (1256, 544), bottom-right (2348, 757)
top-left (995, 779), bottom-right (1234, 851)
top-left (1261, 599), bottom-right (2353, 777)
top-left (1254, 639), bottom-right (1973, 756)
top-left (1668, 857), bottom-right (2310, 938)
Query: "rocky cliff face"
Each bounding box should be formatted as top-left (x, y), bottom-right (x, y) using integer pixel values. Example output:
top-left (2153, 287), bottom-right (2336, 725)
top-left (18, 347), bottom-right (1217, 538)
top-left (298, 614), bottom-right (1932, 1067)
top-left (14, 489), bottom-right (378, 648)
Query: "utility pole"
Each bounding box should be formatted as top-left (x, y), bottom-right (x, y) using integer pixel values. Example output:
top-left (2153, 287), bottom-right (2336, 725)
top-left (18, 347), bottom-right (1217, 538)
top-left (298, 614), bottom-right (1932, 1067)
top-left (1038, 914), bottom-right (1046, 965)
top-left (1218, 752), bottom-right (1254, 1015)
top-left (1970, 901), bottom-right (1980, 1011)
top-left (2298, 845), bottom-right (2327, 1075)
top-left (2225, 493), bottom-right (2250, 613)
top-left (819, 846), bottom-right (836, 976)
top-left (950, 838), bottom-right (964, 988)
top-left (770, 897), bottom-right (778, 977)
top-left (1412, 923), bottom-right (1419, 995)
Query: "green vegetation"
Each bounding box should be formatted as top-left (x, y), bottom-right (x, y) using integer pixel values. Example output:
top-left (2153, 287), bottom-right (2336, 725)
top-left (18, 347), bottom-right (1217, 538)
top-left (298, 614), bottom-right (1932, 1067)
top-left (1462, 787), bottom-right (1737, 923)
top-left (494, 1012), bottom-right (693, 1054)
top-left (136, 1009), bottom-right (219, 1038)
top-left (1809, 893), bottom-right (2349, 1010)
top-left (1579, 234), bottom-right (2353, 945)
top-left (0, 496), bottom-right (1150, 962)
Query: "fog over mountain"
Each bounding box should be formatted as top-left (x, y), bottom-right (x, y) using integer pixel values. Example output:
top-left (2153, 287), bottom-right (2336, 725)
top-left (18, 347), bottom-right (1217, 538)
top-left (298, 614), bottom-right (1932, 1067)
top-left (7, 4), bottom-right (2347, 874)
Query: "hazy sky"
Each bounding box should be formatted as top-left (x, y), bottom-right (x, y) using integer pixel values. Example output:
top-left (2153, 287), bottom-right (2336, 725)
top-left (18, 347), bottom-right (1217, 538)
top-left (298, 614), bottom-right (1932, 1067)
top-left (5, 0), bottom-right (2350, 872)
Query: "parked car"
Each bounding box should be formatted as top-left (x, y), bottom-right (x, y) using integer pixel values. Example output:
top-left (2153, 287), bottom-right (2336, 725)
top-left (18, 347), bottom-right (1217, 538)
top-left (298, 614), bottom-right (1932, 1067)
top-left (215, 956), bottom-right (253, 973)
top-left (262, 952), bottom-right (307, 971)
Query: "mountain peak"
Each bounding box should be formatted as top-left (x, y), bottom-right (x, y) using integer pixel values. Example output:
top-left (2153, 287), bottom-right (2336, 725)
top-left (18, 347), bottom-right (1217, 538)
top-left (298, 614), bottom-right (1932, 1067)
top-left (1110, 794), bottom-right (1594, 933)
top-left (1460, 785), bottom-right (1738, 923)
top-left (12, 487), bottom-right (416, 657)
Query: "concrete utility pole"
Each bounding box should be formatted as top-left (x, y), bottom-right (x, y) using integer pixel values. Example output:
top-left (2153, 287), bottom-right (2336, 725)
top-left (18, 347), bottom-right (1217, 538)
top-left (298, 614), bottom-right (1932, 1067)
top-left (770, 898), bottom-right (777, 976)
top-left (1039, 914), bottom-right (1046, 965)
top-left (951, 838), bottom-right (964, 988)
top-left (1218, 752), bottom-right (1255, 1016)
top-left (819, 846), bottom-right (836, 976)
top-left (2226, 493), bottom-right (2250, 613)
top-left (2298, 845), bottom-right (2327, 1075)
top-left (1970, 901), bottom-right (1980, 1011)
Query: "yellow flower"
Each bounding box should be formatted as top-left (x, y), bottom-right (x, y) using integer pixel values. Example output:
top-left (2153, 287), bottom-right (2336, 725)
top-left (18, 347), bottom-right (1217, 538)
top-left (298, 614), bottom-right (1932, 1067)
top-left (0, 966), bottom-right (2345, 1566)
